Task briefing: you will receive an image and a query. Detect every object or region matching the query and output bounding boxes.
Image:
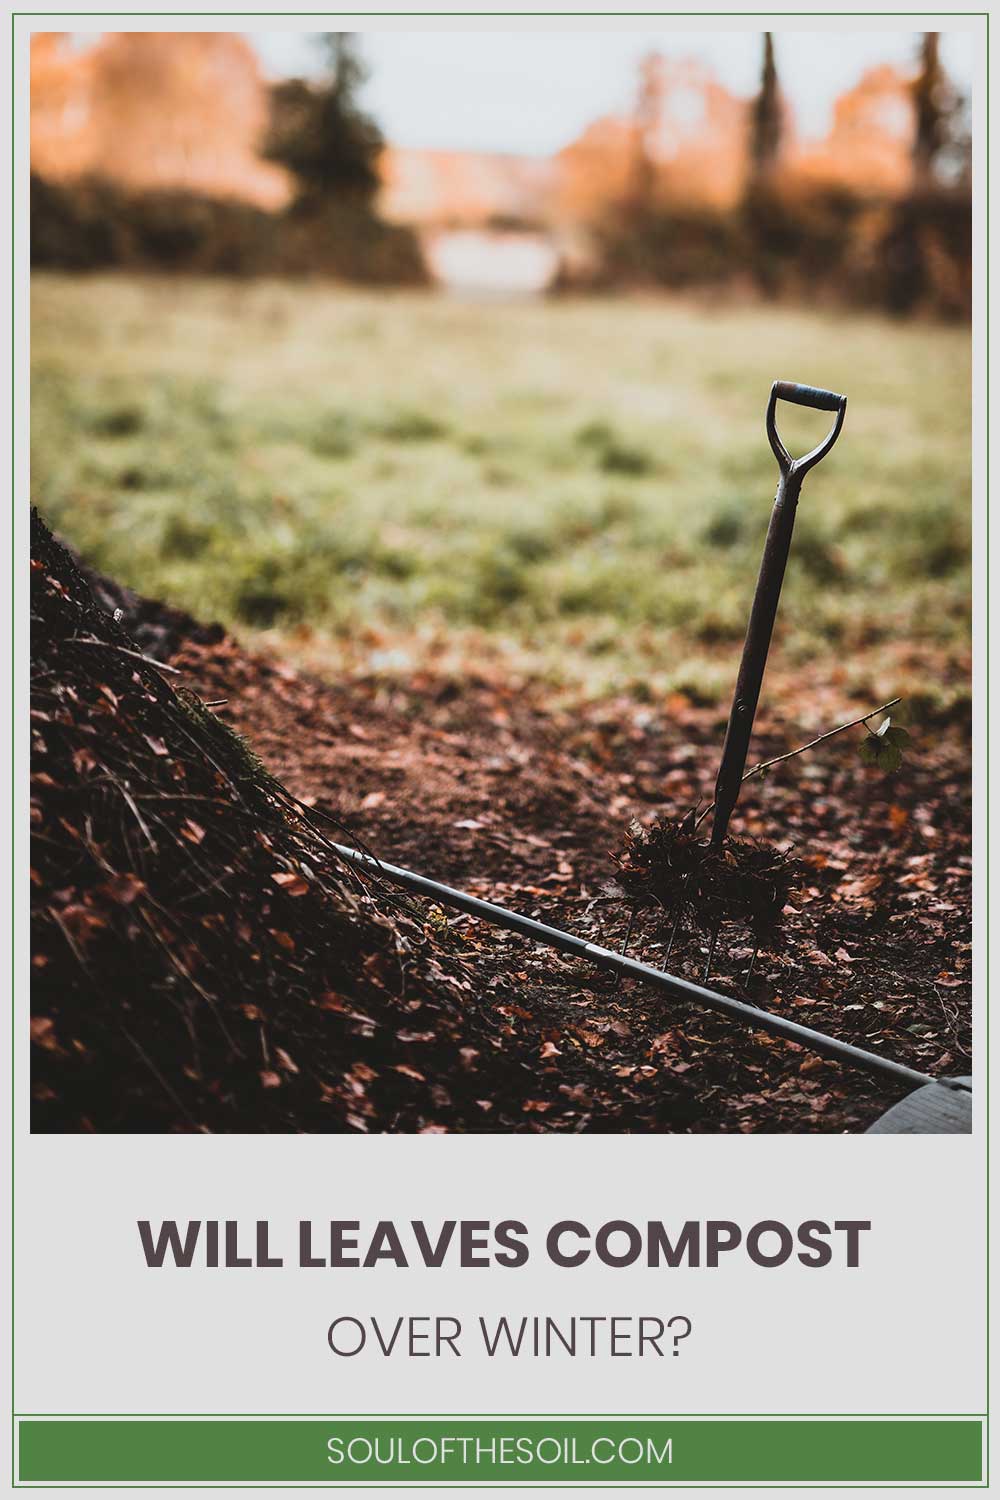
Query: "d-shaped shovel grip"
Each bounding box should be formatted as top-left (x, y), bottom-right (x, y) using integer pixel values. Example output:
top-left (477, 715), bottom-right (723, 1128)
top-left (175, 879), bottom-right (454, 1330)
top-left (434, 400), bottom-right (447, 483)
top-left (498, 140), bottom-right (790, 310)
top-left (766, 379), bottom-right (847, 478)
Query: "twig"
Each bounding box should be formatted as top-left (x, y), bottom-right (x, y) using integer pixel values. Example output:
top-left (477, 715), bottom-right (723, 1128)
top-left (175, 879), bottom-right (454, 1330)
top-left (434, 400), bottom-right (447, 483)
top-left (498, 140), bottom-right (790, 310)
top-left (48, 905), bottom-right (92, 973)
top-left (703, 921), bottom-right (722, 982)
top-left (136, 908), bottom-right (245, 1059)
top-left (740, 697), bottom-right (902, 781)
top-left (71, 638), bottom-right (182, 675)
top-left (612, 906), bottom-right (637, 990)
top-left (663, 870), bottom-right (694, 968)
top-left (121, 1025), bottom-right (201, 1130)
top-left (108, 775), bottom-right (158, 853)
top-left (695, 697), bottom-right (901, 828)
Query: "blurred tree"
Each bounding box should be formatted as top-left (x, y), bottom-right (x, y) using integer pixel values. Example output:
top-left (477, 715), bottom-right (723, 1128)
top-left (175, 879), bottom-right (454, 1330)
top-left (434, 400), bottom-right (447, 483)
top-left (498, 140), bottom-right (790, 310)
top-left (742, 33), bottom-right (787, 298)
top-left (912, 32), bottom-right (948, 182)
top-left (261, 33), bottom-right (425, 283)
top-left (912, 32), bottom-right (970, 186)
top-left (630, 52), bottom-right (665, 214)
top-left (748, 32), bottom-right (782, 179)
top-left (265, 33), bottom-right (382, 209)
top-left (877, 35), bottom-right (971, 317)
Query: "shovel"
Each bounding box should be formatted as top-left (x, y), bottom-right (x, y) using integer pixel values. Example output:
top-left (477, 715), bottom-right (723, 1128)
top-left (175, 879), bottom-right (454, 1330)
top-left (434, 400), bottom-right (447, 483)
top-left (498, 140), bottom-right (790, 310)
top-left (709, 380), bottom-right (847, 848)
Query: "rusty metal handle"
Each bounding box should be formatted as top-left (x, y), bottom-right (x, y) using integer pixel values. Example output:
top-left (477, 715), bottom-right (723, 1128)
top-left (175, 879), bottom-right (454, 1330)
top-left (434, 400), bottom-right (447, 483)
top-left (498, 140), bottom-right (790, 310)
top-left (766, 379), bottom-right (847, 477)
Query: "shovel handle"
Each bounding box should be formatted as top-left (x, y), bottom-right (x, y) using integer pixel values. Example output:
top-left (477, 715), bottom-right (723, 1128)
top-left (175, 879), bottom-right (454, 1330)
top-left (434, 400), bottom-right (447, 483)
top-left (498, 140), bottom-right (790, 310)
top-left (767, 379), bottom-right (847, 477)
top-left (772, 380), bottom-right (845, 412)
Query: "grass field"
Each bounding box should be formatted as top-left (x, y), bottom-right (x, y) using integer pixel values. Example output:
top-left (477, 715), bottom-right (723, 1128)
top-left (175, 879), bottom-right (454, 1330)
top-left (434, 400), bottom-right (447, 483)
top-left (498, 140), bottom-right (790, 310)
top-left (31, 274), bottom-right (971, 707)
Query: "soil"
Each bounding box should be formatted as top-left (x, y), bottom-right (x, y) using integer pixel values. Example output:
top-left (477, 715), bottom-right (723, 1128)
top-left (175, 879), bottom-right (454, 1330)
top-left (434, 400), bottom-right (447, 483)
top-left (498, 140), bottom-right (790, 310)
top-left (174, 642), bottom-right (971, 1135)
top-left (32, 528), bottom-right (972, 1133)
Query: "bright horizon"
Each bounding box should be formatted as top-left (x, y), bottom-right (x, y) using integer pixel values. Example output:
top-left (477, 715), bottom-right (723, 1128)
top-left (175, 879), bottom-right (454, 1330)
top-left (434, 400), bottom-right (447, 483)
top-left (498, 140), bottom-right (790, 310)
top-left (251, 28), bottom-right (975, 155)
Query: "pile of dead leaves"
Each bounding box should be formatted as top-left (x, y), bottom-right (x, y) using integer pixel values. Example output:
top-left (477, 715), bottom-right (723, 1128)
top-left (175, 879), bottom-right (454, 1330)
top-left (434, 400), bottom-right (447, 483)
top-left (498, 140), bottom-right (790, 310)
top-left (611, 815), bottom-right (800, 949)
top-left (30, 511), bottom-right (486, 1133)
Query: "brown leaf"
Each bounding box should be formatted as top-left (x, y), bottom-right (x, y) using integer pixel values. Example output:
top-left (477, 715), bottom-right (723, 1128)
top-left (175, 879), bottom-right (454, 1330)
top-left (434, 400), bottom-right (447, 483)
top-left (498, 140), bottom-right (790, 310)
top-left (99, 872), bottom-right (147, 905)
top-left (30, 1016), bottom-right (61, 1051)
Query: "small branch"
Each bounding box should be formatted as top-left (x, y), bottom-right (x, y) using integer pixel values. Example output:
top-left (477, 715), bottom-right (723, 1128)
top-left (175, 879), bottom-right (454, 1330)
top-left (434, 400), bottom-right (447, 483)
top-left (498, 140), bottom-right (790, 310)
top-left (741, 697), bottom-right (901, 782)
top-left (48, 904), bottom-right (92, 973)
top-left (695, 698), bottom-right (901, 828)
top-left (108, 774), bottom-right (158, 852)
top-left (71, 639), bottom-right (182, 675)
top-left (121, 1025), bottom-right (201, 1131)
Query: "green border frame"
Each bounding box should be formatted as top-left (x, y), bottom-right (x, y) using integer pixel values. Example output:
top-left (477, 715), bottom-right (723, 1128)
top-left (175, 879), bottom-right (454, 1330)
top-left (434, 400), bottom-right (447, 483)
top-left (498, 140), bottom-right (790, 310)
top-left (12, 8), bottom-right (989, 1491)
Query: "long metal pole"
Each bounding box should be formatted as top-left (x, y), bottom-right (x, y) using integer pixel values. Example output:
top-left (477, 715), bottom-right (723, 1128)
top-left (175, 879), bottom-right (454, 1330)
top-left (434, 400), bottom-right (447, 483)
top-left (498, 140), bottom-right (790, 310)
top-left (332, 841), bottom-right (955, 1094)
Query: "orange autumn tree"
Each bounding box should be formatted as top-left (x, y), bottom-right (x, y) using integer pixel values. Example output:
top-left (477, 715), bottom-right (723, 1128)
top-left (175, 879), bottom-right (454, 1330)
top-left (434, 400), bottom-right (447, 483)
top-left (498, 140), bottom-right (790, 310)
top-left (30, 32), bottom-right (289, 208)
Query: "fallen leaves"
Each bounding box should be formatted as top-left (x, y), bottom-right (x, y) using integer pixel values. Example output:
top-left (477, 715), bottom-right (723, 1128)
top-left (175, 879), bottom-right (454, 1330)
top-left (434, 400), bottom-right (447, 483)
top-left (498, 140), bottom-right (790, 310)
top-left (30, 512), bottom-right (971, 1137)
top-left (30, 1016), bottom-right (61, 1051)
top-left (838, 873), bottom-right (884, 900)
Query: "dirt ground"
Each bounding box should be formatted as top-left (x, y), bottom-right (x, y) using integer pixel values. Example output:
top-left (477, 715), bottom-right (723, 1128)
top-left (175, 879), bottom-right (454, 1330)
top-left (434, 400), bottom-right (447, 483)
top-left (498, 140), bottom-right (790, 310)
top-left (172, 628), bottom-right (971, 1134)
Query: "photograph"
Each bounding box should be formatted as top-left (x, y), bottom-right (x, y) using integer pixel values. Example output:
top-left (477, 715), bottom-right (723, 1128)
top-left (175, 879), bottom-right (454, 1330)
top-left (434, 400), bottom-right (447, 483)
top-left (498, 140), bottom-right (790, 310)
top-left (29, 25), bottom-right (972, 1136)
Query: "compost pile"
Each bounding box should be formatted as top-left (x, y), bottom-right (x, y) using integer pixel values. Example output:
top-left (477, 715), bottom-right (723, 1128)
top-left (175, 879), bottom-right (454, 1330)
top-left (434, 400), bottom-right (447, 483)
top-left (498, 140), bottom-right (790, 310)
top-left (30, 513), bottom-right (481, 1133)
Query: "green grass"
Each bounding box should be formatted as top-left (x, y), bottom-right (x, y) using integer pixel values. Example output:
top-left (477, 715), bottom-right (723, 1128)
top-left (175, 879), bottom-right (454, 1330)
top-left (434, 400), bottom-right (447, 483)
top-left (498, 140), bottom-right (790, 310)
top-left (30, 274), bottom-right (970, 706)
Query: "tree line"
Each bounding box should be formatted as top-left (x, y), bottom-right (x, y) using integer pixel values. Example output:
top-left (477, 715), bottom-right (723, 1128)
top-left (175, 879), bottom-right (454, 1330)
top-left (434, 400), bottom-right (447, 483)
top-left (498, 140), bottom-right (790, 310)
top-left (595, 32), bottom-right (970, 317)
top-left (31, 32), bottom-right (971, 316)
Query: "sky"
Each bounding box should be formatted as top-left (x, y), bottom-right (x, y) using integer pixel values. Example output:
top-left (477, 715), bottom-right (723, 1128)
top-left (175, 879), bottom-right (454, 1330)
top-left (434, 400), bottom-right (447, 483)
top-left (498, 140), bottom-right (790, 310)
top-left (251, 28), bottom-right (975, 155)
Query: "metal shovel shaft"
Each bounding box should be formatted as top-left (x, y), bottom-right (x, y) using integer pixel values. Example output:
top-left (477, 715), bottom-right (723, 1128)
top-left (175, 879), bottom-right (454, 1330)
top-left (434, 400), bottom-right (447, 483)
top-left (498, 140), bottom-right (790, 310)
top-left (709, 380), bottom-right (847, 847)
top-left (710, 463), bottom-right (803, 846)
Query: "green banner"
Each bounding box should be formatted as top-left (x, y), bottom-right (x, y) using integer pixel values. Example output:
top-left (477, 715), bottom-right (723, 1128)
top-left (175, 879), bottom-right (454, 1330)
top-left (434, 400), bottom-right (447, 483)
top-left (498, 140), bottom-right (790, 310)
top-left (17, 1418), bottom-right (983, 1485)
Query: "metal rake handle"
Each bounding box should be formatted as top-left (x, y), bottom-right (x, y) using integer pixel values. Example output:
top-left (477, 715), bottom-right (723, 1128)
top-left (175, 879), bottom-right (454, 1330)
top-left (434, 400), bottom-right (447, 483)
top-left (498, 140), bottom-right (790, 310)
top-left (766, 379), bottom-right (847, 477)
